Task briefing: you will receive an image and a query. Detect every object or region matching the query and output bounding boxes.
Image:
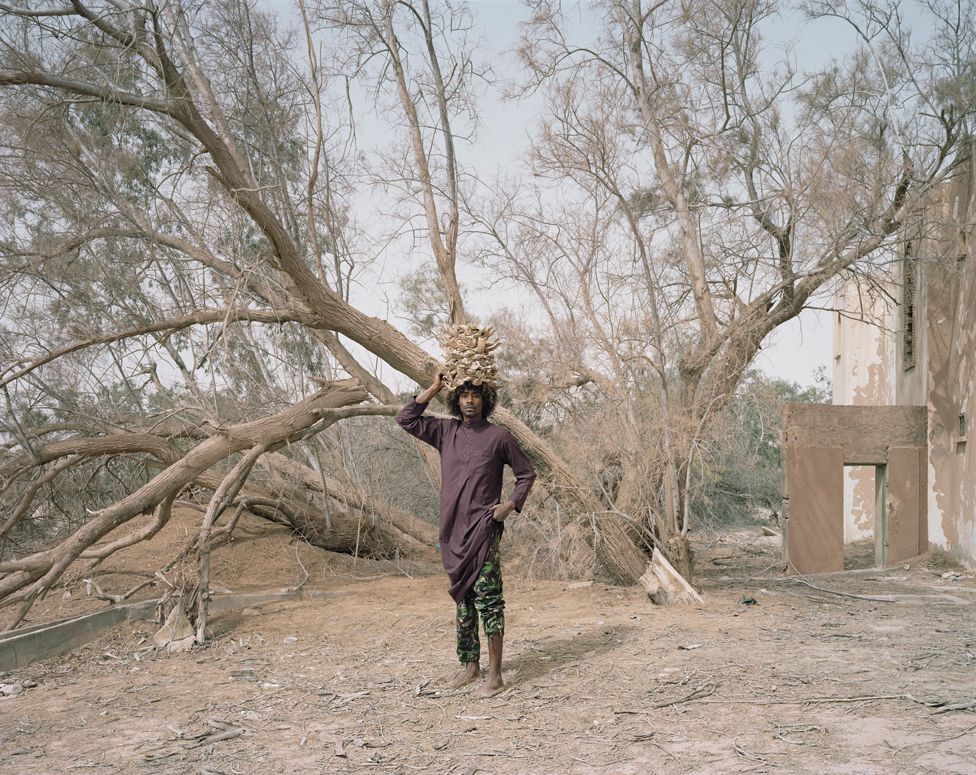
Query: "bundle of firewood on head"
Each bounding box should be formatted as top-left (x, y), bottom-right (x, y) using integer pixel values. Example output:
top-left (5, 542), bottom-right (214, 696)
top-left (441, 323), bottom-right (500, 391)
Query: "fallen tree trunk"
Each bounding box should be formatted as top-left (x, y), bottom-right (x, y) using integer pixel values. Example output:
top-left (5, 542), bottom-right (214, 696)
top-left (0, 379), bottom-right (369, 630)
top-left (3, 422), bottom-right (436, 571)
top-left (259, 450), bottom-right (439, 548)
top-left (191, 467), bottom-right (437, 560)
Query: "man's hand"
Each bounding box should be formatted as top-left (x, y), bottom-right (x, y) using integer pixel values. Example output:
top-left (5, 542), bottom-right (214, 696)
top-left (416, 372), bottom-right (444, 404)
top-left (491, 500), bottom-right (516, 522)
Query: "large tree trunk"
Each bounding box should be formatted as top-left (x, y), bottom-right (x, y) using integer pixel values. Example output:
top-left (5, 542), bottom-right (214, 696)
top-left (259, 451), bottom-right (438, 548)
top-left (667, 535), bottom-right (694, 583)
top-left (192, 465), bottom-right (437, 560)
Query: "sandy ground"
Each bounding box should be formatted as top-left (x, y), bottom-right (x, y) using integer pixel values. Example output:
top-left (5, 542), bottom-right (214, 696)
top-left (2, 515), bottom-right (976, 774)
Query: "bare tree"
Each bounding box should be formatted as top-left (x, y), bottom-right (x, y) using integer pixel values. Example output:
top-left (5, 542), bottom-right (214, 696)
top-left (0, 0), bottom-right (653, 630)
top-left (317, 0), bottom-right (470, 324)
top-left (478, 0), bottom-right (974, 575)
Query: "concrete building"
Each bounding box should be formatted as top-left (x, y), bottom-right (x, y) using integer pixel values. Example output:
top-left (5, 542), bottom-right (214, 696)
top-left (831, 150), bottom-right (976, 568)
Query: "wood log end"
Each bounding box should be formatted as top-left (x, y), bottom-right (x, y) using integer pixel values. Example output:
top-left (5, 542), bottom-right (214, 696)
top-left (640, 550), bottom-right (704, 606)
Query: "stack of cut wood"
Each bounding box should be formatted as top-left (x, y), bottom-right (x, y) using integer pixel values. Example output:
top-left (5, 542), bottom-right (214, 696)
top-left (441, 323), bottom-right (500, 390)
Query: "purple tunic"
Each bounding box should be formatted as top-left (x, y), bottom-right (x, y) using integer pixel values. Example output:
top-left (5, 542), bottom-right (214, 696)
top-left (396, 398), bottom-right (536, 602)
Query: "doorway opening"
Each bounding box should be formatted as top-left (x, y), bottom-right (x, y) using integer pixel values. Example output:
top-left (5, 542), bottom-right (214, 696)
top-left (843, 464), bottom-right (887, 569)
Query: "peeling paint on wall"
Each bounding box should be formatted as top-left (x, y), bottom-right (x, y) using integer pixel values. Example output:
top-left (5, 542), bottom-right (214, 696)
top-left (831, 286), bottom-right (895, 542)
top-left (920, 160), bottom-right (975, 567)
top-left (834, 146), bottom-right (976, 569)
top-left (845, 465), bottom-right (875, 541)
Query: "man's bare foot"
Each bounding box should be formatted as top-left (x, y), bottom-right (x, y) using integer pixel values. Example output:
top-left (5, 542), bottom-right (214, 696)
top-left (446, 663), bottom-right (479, 689)
top-left (474, 675), bottom-right (506, 698)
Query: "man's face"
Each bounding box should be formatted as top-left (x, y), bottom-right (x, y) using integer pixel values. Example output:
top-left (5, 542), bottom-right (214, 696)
top-left (458, 388), bottom-right (483, 421)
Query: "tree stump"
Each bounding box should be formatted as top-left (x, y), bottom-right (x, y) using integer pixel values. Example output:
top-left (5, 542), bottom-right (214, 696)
top-left (639, 548), bottom-right (703, 606)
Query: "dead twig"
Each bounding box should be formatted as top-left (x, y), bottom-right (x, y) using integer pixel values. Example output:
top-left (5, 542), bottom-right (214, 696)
top-left (892, 723), bottom-right (976, 757)
top-left (696, 693), bottom-right (905, 706)
top-left (733, 740), bottom-right (768, 762)
top-left (719, 564), bottom-right (910, 584)
top-left (905, 693), bottom-right (976, 714)
top-left (785, 576), bottom-right (897, 602)
top-left (185, 719), bottom-right (244, 748)
top-left (83, 576), bottom-right (155, 604)
top-left (293, 542), bottom-right (310, 591)
top-left (774, 724), bottom-right (826, 745)
top-left (652, 682), bottom-right (717, 708)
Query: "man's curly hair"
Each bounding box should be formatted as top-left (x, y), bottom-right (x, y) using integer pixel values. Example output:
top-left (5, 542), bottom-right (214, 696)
top-left (447, 381), bottom-right (498, 419)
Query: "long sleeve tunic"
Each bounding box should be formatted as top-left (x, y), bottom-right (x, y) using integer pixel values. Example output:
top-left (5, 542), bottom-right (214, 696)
top-left (395, 398), bottom-right (536, 602)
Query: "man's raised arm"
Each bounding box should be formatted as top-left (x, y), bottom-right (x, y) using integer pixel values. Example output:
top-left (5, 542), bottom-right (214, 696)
top-left (395, 373), bottom-right (445, 450)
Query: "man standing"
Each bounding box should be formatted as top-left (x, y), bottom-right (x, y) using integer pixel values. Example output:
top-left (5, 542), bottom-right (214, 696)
top-left (396, 373), bottom-right (535, 698)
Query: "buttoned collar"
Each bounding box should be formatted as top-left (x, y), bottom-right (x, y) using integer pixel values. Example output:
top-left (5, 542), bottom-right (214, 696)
top-left (461, 417), bottom-right (488, 428)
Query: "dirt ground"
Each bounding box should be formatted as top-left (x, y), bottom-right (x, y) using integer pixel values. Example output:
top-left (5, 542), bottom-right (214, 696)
top-left (2, 511), bottom-right (976, 775)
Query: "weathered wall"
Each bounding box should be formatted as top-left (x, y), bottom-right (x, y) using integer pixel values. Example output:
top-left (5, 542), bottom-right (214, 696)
top-left (912, 153), bottom-right (976, 567)
top-left (781, 404), bottom-right (927, 571)
top-left (782, 405), bottom-right (927, 464)
top-left (831, 286), bottom-right (897, 408)
top-left (831, 145), bottom-right (976, 569)
top-left (831, 286), bottom-right (897, 540)
top-left (784, 445), bottom-right (844, 573)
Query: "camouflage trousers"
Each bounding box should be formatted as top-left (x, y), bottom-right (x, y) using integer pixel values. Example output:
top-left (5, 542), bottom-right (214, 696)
top-left (456, 526), bottom-right (504, 664)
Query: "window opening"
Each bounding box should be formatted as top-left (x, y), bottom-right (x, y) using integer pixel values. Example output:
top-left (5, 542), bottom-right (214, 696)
top-left (902, 239), bottom-right (917, 371)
